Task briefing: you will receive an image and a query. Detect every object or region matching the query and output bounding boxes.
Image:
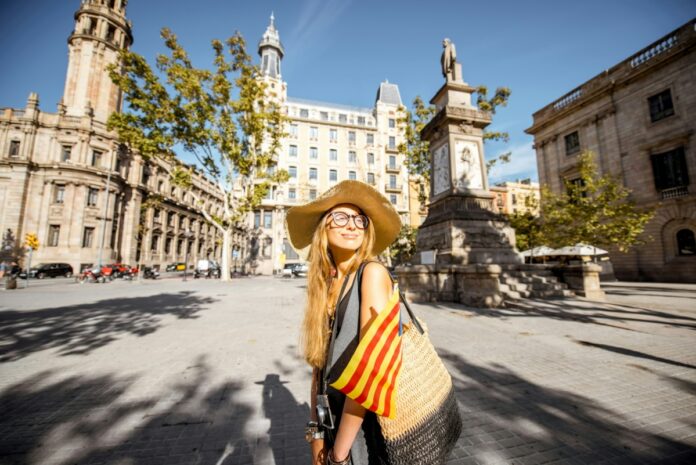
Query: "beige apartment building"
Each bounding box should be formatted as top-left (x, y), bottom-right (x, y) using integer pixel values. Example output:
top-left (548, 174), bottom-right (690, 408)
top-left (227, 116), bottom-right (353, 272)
top-left (0, 0), bottom-right (239, 274)
top-left (251, 16), bottom-right (410, 274)
top-left (490, 179), bottom-right (540, 215)
top-left (526, 19), bottom-right (696, 282)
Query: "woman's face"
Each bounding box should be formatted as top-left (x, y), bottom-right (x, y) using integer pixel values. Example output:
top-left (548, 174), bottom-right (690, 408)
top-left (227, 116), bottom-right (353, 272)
top-left (325, 204), bottom-right (367, 253)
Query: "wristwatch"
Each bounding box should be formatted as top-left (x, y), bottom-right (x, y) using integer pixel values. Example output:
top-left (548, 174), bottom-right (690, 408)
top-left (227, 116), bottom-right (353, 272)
top-left (305, 421), bottom-right (325, 443)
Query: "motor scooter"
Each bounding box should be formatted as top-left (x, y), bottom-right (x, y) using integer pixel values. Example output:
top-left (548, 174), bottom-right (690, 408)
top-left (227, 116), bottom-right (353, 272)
top-left (78, 267), bottom-right (106, 284)
top-left (143, 267), bottom-right (159, 279)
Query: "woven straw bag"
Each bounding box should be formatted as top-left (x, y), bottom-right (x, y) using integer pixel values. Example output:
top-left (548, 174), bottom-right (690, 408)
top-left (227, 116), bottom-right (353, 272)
top-left (377, 300), bottom-right (462, 464)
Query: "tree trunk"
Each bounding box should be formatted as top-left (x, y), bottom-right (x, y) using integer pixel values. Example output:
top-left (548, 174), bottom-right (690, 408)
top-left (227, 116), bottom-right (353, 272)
top-left (221, 228), bottom-right (232, 282)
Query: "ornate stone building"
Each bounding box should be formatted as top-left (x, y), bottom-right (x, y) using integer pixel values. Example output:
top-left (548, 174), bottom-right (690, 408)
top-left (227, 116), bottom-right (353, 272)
top-left (250, 16), bottom-right (410, 274)
top-left (526, 19), bottom-right (696, 282)
top-left (490, 179), bottom-right (540, 215)
top-left (0, 0), bottom-right (236, 273)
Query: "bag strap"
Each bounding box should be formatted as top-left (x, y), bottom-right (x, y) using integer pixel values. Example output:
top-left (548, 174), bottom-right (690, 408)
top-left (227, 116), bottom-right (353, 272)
top-left (356, 261), bottom-right (424, 335)
top-left (321, 270), bottom-right (352, 395)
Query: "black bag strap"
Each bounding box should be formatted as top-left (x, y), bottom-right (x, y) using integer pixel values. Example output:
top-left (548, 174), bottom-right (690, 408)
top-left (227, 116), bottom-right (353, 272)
top-left (321, 270), bottom-right (352, 395)
top-left (357, 260), bottom-right (424, 335)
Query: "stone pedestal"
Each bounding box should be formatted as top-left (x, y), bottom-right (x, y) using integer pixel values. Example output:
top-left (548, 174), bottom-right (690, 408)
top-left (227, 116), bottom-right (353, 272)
top-left (552, 263), bottom-right (606, 301)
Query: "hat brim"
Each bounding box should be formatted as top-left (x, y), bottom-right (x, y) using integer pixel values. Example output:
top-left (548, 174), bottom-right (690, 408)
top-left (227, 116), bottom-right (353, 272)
top-left (285, 180), bottom-right (401, 258)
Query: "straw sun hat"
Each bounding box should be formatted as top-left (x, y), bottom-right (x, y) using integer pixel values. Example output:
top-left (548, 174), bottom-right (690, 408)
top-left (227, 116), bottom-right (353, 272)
top-left (285, 180), bottom-right (401, 257)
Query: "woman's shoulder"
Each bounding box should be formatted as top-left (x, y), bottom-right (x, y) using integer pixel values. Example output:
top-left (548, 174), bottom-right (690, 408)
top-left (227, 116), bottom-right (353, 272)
top-left (360, 261), bottom-right (393, 290)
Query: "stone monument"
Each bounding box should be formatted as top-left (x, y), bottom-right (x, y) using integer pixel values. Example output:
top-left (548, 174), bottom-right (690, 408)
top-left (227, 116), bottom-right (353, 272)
top-left (396, 40), bottom-right (522, 307)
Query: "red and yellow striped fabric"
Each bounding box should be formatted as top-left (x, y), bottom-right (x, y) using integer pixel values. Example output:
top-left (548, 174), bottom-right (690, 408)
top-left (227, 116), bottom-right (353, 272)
top-left (330, 287), bottom-right (403, 418)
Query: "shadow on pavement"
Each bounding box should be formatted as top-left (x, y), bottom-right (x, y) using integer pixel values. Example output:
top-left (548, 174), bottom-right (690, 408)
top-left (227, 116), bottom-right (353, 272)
top-left (574, 340), bottom-right (696, 370)
top-left (0, 359), bottom-right (257, 465)
top-left (439, 349), bottom-right (696, 464)
top-left (0, 291), bottom-right (218, 362)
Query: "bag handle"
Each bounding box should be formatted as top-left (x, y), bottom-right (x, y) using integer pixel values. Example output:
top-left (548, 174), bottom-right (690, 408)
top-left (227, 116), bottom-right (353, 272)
top-left (356, 261), bottom-right (424, 335)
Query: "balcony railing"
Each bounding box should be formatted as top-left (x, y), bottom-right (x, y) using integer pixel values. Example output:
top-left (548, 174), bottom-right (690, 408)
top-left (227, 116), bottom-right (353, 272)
top-left (385, 163), bottom-right (401, 173)
top-left (661, 185), bottom-right (689, 200)
top-left (385, 183), bottom-right (402, 193)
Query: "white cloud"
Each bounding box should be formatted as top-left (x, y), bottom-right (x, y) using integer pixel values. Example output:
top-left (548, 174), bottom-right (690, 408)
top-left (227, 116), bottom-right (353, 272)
top-left (487, 141), bottom-right (539, 185)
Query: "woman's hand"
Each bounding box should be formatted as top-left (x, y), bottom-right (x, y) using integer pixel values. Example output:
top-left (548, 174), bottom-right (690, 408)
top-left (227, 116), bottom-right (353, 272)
top-left (311, 439), bottom-right (327, 465)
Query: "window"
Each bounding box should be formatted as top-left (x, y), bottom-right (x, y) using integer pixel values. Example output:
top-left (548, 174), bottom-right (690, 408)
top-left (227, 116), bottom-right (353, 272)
top-left (339, 114), bottom-right (347, 123)
top-left (330, 128), bottom-right (338, 142)
top-left (309, 189), bottom-right (317, 200)
top-left (310, 147), bottom-right (318, 159)
top-left (165, 237), bottom-right (172, 254)
top-left (61, 145), bottom-right (72, 162)
top-left (329, 169), bottom-right (338, 182)
top-left (349, 151), bottom-right (357, 164)
top-left (168, 212), bottom-right (175, 227)
top-left (141, 167), bottom-right (151, 186)
top-left (106, 24), bottom-right (116, 43)
top-left (91, 149), bottom-right (102, 167)
top-left (158, 180), bottom-right (164, 193)
top-left (389, 118), bottom-right (396, 128)
top-left (320, 111), bottom-right (329, 121)
top-left (87, 187), bottom-right (99, 206)
top-left (310, 126), bottom-right (319, 139)
top-left (48, 225), bottom-right (60, 247)
top-left (367, 172), bottom-right (375, 185)
top-left (288, 188), bottom-right (296, 200)
top-left (263, 211), bottom-right (273, 229)
top-left (648, 89), bottom-right (674, 122)
top-left (309, 167), bottom-right (318, 181)
top-left (512, 194), bottom-right (517, 205)
top-left (358, 116), bottom-right (366, 125)
top-left (54, 185), bottom-right (65, 204)
top-left (348, 131), bottom-right (356, 144)
top-left (254, 211), bottom-right (261, 228)
top-left (677, 229), bottom-right (696, 256)
top-left (389, 174), bottom-right (397, 188)
top-left (289, 124), bottom-right (298, 137)
top-left (300, 108), bottom-right (309, 118)
top-left (82, 227), bottom-right (95, 248)
top-left (288, 165), bottom-right (297, 179)
top-left (289, 145), bottom-right (298, 158)
top-left (349, 170), bottom-right (356, 180)
top-left (177, 239), bottom-right (183, 255)
top-left (390, 194), bottom-right (397, 205)
top-left (367, 153), bottom-right (374, 165)
top-left (388, 136), bottom-right (396, 149)
top-left (564, 131), bottom-right (580, 156)
top-left (367, 134), bottom-right (374, 146)
top-left (651, 147), bottom-right (689, 191)
top-left (9, 140), bottom-right (20, 157)
top-left (330, 149), bottom-right (338, 161)
top-left (388, 155), bottom-right (396, 169)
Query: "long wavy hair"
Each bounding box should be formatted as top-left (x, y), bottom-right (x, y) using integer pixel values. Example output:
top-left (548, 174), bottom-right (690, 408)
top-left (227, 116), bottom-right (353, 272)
top-left (301, 208), bottom-right (376, 369)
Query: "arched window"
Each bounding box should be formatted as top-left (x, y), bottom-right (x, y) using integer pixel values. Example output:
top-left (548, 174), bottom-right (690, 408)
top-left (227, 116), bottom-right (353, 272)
top-left (677, 229), bottom-right (696, 256)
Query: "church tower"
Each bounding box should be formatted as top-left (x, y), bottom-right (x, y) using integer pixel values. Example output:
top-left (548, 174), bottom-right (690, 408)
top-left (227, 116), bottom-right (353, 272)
top-left (62, 0), bottom-right (133, 122)
top-left (257, 13), bottom-right (287, 102)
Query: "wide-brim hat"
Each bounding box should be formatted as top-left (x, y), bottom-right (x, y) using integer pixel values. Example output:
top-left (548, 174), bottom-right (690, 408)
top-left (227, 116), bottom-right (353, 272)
top-left (286, 180), bottom-right (401, 257)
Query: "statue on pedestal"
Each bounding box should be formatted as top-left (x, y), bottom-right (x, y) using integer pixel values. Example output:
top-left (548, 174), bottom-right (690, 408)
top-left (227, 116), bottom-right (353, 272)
top-left (441, 38), bottom-right (463, 82)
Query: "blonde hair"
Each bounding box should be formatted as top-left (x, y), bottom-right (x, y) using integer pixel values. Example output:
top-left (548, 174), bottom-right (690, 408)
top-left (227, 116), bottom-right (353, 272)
top-left (301, 208), bottom-right (376, 369)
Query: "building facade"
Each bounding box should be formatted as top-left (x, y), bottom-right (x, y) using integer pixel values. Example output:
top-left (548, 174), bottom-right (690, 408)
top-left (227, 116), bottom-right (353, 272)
top-left (526, 19), bottom-right (696, 282)
top-left (490, 179), bottom-right (540, 215)
top-left (250, 16), bottom-right (410, 274)
top-left (0, 0), bottom-right (236, 273)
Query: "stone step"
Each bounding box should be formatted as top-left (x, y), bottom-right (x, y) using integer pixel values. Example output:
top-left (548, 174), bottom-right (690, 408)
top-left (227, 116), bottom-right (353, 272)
top-left (529, 289), bottom-right (574, 298)
top-left (500, 276), bottom-right (553, 285)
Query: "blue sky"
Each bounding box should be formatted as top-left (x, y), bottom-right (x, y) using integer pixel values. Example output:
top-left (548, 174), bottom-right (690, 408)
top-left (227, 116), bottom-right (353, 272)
top-left (1, 0), bottom-right (694, 184)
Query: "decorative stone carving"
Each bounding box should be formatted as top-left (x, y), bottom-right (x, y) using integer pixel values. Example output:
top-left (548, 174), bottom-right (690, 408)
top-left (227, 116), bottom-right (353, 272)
top-left (432, 143), bottom-right (450, 196)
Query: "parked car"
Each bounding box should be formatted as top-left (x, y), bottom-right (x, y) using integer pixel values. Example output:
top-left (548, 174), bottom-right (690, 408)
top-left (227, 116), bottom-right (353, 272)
top-left (165, 262), bottom-right (187, 272)
top-left (292, 263), bottom-right (309, 278)
top-left (20, 263), bottom-right (73, 279)
top-left (194, 260), bottom-right (220, 279)
top-left (281, 263), bottom-right (295, 278)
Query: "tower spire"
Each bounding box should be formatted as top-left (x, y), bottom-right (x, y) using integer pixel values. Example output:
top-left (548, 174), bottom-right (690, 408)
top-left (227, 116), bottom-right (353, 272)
top-left (258, 13), bottom-right (284, 79)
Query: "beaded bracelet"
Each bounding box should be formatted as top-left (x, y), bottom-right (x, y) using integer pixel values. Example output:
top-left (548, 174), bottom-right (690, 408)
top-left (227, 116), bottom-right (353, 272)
top-left (327, 448), bottom-right (351, 465)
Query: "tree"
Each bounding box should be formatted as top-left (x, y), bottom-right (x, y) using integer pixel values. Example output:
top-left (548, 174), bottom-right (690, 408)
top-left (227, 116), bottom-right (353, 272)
top-left (108, 28), bottom-right (288, 281)
top-left (540, 151), bottom-right (654, 253)
top-left (390, 225), bottom-right (418, 266)
top-left (506, 196), bottom-right (546, 253)
top-left (0, 229), bottom-right (25, 265)
top-left (398, 85), bottom-right (512, 205)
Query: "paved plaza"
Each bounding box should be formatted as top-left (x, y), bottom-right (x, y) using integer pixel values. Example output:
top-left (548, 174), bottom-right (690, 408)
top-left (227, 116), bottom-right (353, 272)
top-left (0, 277), bottom-right (695, 465)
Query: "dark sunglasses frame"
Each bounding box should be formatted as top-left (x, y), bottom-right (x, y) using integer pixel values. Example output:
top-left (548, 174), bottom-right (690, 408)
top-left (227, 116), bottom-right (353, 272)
top-left (327, 211), bottom-right (369, 229)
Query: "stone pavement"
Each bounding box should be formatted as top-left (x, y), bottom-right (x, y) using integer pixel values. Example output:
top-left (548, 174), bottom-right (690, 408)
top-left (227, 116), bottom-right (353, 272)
top-left (0, 277), bottom-right (694, 465)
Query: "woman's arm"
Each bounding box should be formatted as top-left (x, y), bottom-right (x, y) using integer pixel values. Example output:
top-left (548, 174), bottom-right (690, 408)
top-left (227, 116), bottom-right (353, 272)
top-left (330, 262), bottom-right (393, 461)
top-left (310, 367), bottom-right (327, 465)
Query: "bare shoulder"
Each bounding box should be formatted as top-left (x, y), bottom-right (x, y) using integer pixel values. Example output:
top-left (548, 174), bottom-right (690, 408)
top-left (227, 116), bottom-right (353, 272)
top-left (361, 262), bottom-right (392, 301)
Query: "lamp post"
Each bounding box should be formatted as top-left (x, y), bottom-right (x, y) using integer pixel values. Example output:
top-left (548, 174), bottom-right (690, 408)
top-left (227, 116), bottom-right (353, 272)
top-left (183, 228), bottom-right (192, 281)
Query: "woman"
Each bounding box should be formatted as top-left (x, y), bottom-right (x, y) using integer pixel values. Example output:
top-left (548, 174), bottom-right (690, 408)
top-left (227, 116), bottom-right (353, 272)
top-left (286, 180), bottom-right (402, 465)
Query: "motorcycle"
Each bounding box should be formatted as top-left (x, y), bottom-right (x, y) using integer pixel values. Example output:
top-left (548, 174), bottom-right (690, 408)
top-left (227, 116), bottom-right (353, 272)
top-left (142, 267), bottom-right (159, 279)
top-left (78, 267), bottom-right (106, 284)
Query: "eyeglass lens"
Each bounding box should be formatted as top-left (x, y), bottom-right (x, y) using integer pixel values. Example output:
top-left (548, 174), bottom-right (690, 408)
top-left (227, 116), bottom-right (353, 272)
top-left (330, 212), bottom-right (369, 229)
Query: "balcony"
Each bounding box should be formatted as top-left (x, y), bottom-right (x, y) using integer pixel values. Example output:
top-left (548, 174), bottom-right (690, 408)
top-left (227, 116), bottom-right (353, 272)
top-left (385, 163), bottom-right (401, 173)
top-left (385, 183), bottom-right (402, 193)
top-left (661, 185), bottom-right (689, 200)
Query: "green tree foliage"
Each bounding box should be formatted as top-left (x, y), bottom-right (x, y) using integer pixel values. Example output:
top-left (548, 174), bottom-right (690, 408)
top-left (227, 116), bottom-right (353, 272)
top-left (107, 28), bottom-right (288, 281)
top-left (390, 225), bottom-right (418, 265)
top-left (399, 85), bottom-right (512, 205)
top-left (506, 196), bottom-right (545, 253)
top-left (540, 151), bottom-right (654, 253)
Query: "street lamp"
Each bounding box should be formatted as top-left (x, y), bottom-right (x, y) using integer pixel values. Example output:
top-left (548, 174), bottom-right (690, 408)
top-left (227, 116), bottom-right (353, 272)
top-left (183, 228), bottom-right (192, 281)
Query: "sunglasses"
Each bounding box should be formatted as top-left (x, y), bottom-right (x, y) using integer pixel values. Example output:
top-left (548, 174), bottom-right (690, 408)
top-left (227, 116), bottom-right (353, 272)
top-left (327, 211), bottom-right (369, 230)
